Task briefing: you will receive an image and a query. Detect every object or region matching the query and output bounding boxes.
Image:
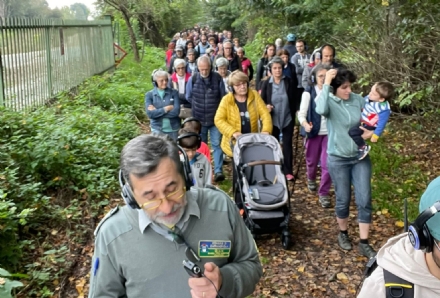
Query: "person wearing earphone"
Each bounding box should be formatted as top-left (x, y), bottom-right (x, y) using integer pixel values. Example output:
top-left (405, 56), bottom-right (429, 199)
top-left (260, 56), bottom-right (302, 181)
top-left (358, 176), bottom-right (440, 297)
top-left (255, 43), bottom-right (276, 91)
top-left (214, 70), bottom-right (272, 206)
top-left (87, 134), bottom-right (262, 298)
top-left (145, 70), bottom-right (180, 140)
top-left (177, 128), bottom-right (212, 187)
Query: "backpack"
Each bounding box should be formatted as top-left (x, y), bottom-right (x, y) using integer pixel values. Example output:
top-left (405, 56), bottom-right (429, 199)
top-left (364, 257), bottom-right (414, 298)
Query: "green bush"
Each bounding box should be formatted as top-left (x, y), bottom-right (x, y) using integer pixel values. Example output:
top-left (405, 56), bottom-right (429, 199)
top-left (0, 267), bottom-right (23, 298)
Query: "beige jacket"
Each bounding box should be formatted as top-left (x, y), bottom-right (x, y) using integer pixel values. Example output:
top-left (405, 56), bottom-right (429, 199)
top-left (358, 233), bottom-right (440, 297)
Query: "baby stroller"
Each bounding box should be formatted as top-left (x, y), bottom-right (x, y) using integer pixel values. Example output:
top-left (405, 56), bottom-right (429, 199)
top-left (232, 133), bottom-right (292, 249)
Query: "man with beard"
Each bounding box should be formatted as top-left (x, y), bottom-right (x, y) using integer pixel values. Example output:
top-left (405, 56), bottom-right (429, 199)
top-left (195, 34), bottom-right (211, 56)
top-left (186, 56), bottom-right (226, 182)
top-left (88, 134), bottom-right (262, 298)
top-left (358, 176), bottom-right (440, 297)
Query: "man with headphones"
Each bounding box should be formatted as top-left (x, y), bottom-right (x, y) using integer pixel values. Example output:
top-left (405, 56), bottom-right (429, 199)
top-left (88, 134), bottom-right (262, 298)
top-left (358, 176), bottom-right (440, 297)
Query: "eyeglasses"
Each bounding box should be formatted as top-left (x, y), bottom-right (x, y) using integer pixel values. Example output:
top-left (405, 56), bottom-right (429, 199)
top-left (176, 67), bottom-right (185, 70)
top-left (139, 187), bottom-right (186, 210)
top-left (435, 240), bottom-right (440, 252)
top-left (224, 47), bottom-right (232, 50)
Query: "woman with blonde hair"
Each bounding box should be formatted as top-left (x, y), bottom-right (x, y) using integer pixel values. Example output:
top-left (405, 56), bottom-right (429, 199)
top-left (215, 70), bottom-right (272, 206)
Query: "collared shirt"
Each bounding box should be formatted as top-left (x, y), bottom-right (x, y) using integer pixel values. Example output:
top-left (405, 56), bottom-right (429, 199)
top-left (137, 190), bottom-right (201, 240)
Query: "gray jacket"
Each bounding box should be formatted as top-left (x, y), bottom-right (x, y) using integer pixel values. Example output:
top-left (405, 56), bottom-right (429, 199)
top-left (291, 53), bottom-right (311, 88)
top-left (88, 187), bottom-right (262, 298)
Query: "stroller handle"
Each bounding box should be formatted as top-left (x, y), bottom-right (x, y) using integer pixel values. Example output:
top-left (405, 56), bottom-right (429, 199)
top-left (243, 160), bottom-right (282, 168)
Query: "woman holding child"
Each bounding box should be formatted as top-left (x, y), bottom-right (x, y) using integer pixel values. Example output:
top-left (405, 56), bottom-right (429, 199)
top-left (315, 68), bottom-right (376, 259)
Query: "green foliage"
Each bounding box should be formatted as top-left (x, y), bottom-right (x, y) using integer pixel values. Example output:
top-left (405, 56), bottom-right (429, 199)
top-left (0, 49), bottom-right (161, 295)
top-left (0, 267), bottom-right (24, 298)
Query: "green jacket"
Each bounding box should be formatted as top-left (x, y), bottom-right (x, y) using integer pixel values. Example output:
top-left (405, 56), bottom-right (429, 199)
top-left (315, 84), bottom-right (365, 158)
top-left (88, 187), bottom-right (262, 298)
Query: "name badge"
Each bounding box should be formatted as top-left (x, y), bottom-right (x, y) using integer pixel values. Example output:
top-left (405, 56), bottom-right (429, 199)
top-left (199, 240), bottom-right (231, 258)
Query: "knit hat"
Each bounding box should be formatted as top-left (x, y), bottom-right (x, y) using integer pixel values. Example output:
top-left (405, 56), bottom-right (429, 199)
top-left (419, 176), bottom-right (440, 240)
top-left (286, 33), bottom-right (296, 42)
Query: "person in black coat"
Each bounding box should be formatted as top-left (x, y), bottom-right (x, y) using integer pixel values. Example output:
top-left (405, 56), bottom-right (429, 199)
top-left (255, 43), bottom-right (276, 90)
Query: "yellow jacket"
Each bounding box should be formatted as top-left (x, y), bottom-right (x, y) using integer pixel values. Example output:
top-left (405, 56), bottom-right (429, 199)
top-left (215, 90), bottom-right (273, 157)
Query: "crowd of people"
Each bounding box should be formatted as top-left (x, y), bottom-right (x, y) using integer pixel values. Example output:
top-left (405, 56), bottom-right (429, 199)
top-left (86, 24), bottom-right (440, 298)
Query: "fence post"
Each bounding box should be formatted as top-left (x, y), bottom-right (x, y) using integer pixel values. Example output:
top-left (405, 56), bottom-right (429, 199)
top-left (0, 18), bottom-right (5, 107)
top-left (45, 21), bottom-right (53, 97)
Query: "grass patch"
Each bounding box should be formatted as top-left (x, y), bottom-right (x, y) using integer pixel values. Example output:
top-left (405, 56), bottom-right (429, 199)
top-left (370, 121), bottom-right (431, 222)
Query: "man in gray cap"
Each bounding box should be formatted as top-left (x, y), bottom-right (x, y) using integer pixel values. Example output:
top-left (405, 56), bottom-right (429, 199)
top-left (358, 176), bottom-right (440, 297)
top-left (168, 45), bottom-right (186, 74)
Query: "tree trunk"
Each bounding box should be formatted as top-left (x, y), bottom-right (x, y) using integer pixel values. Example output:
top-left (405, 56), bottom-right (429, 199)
top-left (120, 8), bottom-right (140, 62)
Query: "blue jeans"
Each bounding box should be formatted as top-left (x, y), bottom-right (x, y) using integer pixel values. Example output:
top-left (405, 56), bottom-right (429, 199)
top-left (151, 129), bottom-right (178, 141)
top-left (201, 125), bottom-right (223, 174)
top-left (327, 154), bottom-right (372, 223)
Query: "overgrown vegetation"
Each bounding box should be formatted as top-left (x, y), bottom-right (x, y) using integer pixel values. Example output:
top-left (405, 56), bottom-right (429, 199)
top-left (0, 48), bottom-right (163, 296)
top-left (205, 0), bottom-right (440, 119)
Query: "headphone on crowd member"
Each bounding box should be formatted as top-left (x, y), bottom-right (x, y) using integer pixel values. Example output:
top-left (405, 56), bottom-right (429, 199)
top-left (151, 68), bottom-right (165, 88)
top-left (227, 70), bottom-right (249, 93)
top-left (318, 44), bottom-right (337, 59)
top-left (118, 146), bottom-right (194, 209)
top-left (181, 117), bottom-right (201, 128)
top-left (408, 200), bottom-right (440, 252)
top-left (177, 132), bottom-right (202, 150)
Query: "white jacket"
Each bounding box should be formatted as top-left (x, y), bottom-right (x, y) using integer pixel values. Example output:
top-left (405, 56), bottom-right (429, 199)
top-left (358, 233), bottom-right (440, 297)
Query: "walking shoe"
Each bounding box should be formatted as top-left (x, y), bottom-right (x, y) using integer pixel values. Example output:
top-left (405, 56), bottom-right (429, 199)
top-left (286, 174), bottom-right (294, 181)
top-left (307, 179), bottom-right (317, 191)
top-left (359, 243), bottom-right (377, 258)
top-left (223, 155), bottom-right (232, 164)
top-left (214, 172), bottom-right (225, 182)
top-left (338, 232), bottom-right (352, 250)
top-left (319, 195), bottom-right (331, 208)
top-left (358, 145), bottom-right (371, 160)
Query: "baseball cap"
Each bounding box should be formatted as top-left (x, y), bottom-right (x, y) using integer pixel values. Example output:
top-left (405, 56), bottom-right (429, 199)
top-left (286, 33), bottom-right (296, 42)
top-left (419, 176), bottom-right (440, 240)
top-left (176, 46), bottom-right (184, 52)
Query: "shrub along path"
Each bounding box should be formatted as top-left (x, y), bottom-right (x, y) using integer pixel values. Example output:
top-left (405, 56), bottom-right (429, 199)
top-left (70, 121), bottom-right (439, 298)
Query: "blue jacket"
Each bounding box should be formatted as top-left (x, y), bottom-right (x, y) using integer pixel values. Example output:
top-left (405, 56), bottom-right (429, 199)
top-left (186, 72), bottom-right (225, 126)
top-left (145, 87), bottom-right (181, 131)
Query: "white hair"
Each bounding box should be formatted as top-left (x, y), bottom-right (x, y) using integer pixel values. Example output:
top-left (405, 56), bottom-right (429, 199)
top-left (215, 57), bottom-right (229, 68)
top-left (174, 58), bottom-right (186, 68)
top-left (275, 38), bottom-right (282, 47)
top-left (153, 70), bottom-right (169, 81)
top-left (197, 55), bottom-right (212, 67)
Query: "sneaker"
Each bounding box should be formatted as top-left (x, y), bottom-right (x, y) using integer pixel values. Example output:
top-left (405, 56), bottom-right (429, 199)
top-left (286, 174), bottom-right (294, 181)
top-left (214, 172), bottom-right (225, 182)
top-left (338, 232), bottom-right (352, 250)
top-left (359, 243), bottom-right (377, 258)
top-left (358, 145), bottom-right (371, 160)
top-left (319, 196), bottom-right (331, 208)
top-left (223, 155), bottom-right (232, 164)
top-left (307, 180), bottom-right (317, 191)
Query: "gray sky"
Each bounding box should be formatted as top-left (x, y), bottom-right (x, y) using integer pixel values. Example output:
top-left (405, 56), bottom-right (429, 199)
top-left (46, 0), bottom-right (97, 13)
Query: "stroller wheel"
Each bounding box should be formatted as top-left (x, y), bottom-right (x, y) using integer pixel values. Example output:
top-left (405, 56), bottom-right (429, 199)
top-left (281, 230), bottom-right (291, 250)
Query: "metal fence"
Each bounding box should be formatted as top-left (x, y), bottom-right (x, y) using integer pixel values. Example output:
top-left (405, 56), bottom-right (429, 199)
top-left (0, 17), bottom-right (115, 111)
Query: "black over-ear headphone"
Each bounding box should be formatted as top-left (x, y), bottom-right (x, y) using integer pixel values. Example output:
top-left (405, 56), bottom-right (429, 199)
top-left (177, 132), bottom-right (202, 149)
top-left (408, 200), bottom-right (440, 252)
top-left (181, 117), bottom-right (201, 128)
top-left (151, 69), bottom-right (163, 88)
top-left (118, 146), bottom-right (194, 209)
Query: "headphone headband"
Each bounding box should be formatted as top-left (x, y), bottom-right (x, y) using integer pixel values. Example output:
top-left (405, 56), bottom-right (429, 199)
top-left (118, 146), bottom-right (194, 209)
top-left (408, 200), bottom-right (440, 252)
top-left (181, 117), bottom-right (201, 128)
